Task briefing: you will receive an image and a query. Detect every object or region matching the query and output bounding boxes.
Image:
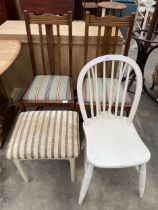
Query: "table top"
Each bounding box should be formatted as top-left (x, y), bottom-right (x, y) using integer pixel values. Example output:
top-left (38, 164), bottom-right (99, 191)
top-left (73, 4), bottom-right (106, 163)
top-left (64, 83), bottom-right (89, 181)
top-left (0, 40), bottom-right (21, 75)
top-left (97, 1), bottom-right (126, 10)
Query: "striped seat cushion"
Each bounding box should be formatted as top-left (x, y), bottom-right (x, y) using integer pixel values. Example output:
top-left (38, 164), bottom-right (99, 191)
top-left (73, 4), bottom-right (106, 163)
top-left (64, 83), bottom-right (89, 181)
top-left (83, 78), bottom-right (131, 104)
top-left (23, 75), bottom-right (72, 102)
top-left (6, 111), bottom-right (80, 160)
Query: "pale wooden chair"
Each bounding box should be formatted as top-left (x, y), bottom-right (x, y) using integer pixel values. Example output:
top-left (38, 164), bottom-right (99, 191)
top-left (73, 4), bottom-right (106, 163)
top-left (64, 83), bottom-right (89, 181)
top-left (21, 11), bottom-right (74, 111)
top-left (77, 54), bottom-right (151, 204)
top-left (6, 110), bottom-right (80, 182)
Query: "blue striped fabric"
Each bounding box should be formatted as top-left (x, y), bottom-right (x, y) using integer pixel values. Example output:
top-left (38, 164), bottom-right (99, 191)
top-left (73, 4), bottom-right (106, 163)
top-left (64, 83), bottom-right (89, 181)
top-left (23, 75), bottom-right (72, 102)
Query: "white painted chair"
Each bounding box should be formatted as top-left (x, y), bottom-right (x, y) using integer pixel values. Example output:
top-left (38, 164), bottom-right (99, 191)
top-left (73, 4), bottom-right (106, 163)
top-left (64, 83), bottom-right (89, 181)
top-left (135, 0), bottom-right (156, 34)
top-left (77, 54), bottom-right (151, 204)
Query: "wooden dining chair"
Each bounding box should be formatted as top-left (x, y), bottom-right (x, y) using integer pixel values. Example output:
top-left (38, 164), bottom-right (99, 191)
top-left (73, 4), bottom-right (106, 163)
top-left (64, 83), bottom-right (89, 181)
top-left (77, 54), bottom-right (151, 204)
top-left (21, 11), bottom-right (74, 111)
top-left (77, 12), bottom-right (135, 115)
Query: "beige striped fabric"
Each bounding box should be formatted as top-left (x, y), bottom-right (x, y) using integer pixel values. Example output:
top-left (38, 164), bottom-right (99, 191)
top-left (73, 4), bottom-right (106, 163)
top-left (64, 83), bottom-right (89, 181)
top-left (6, 111), bottom-right (80, 160)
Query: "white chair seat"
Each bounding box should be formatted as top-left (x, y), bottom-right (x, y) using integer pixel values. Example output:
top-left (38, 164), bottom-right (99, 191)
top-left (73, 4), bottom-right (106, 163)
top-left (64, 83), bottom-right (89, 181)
top-left (84, 113), bottom-right (150, 168)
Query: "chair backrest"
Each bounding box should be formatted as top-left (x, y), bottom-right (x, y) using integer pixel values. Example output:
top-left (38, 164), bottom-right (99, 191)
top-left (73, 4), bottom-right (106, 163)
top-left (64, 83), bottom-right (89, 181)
top-left (20, 0), bottom-right (75, 15)
top-left (84, 12), bottom-right (135, 64)
top-left (77, 54), bottom-right (142, 122)
top-left (23, 10), bottom-right (73, 77)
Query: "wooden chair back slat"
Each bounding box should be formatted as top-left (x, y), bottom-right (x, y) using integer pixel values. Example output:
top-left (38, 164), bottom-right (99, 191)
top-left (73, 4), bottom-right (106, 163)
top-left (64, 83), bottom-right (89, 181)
top-left (56, 25), bottom-right (61, 75)
top-left (23, 10), bottom-right (73, 76)
top-left (38, 24), bottom-right (46, 74)
top-left (112, 27), bottom-right (119, 54)
top-left (84, 13), bottom-right (90, 64)
top-left (45, 24), bottom-right (54, 74)
top-left (102, 27), bottom-right (112, 55)
top-left (68, 13), bottom-right (73, 77)
top-left (96, 26), bottom-right (101, 57)
top-left (24, 10), bottom-right (36, 76)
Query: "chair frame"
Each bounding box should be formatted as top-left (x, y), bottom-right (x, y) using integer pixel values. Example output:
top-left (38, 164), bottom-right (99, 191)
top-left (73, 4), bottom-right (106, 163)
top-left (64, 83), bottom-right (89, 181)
top-left (21, 10), bottom-right (74, 110)
top-left (77, 54), bottom-right (150, 204)
top-left (76, 12), bottom-right (135, 115)
top-left (84, 12), bottom-right (135, 61)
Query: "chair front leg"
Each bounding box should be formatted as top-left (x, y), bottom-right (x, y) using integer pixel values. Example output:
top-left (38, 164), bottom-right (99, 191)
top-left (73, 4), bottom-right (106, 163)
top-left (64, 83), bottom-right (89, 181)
top-left (139, 163), bottom-right (146, 198)
top-left (81, 137), bottom-right (85, 150)
top-left (69, 158), bottom-right (75, 182)
top-left (13, 160), bottom-right (29, 183)
top-left (78, 163), bottom-right (94, 205)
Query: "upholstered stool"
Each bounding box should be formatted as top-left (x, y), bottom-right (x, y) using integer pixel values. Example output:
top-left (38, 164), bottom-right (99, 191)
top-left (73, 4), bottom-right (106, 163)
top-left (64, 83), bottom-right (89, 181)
top-left (6, 111), bottom-right (80, 182)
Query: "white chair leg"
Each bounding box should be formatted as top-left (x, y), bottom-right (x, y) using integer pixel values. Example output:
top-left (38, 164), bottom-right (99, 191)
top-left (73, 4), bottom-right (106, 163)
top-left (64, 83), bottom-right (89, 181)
top-left (139, 163), bottom-right (146, 198)
top-left (84, 146), bottom-right (88, 172)
top-left (81, 137), bottom-right (85, 150)
top-left (13, 160), bottom-right (29, 183)
top-left (78, 163), bottom-right (94, 205)
top-left (69, 158), bottom-right (75, 182)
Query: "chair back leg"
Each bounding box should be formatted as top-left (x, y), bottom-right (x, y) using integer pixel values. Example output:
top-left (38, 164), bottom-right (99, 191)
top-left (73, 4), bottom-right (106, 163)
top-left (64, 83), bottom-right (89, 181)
top-left (69, 158), bottom-right (76, 182)
top-left (13, 159), bottom-right (29, 183)
top-left (139, 163), bottom-right (146, 198)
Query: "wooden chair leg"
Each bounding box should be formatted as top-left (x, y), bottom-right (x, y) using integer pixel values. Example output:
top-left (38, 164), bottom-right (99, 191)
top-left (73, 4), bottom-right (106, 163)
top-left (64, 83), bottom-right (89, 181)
top-left (139, 163), bottom-right (146, 198)
top-left (20, 102), bottom-right (26, 112)
top-left (69, 158), bottom-right (75, 182)
top-left (13, 160), bottom-right (29, 183)
top-left (70, 103), bottom-right (75, 111)
top-left (78, 163), bottom-right (94, 205)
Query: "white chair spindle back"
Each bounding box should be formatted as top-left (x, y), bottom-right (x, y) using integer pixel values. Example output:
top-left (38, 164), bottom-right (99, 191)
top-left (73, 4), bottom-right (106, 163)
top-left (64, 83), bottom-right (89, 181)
top-left (103, 61), bottom-right (106, 114)
top-left (77, 55), bottom-right (142, 122)
top-left (108, 60), bottom-right (115, 114)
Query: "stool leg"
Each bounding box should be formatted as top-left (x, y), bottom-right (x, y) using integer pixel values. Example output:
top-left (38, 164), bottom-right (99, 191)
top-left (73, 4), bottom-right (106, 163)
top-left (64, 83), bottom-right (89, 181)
top-left (69, 158), bottom-right (75, 182)
top-left (150, 82), bottom-right (155, 89)
top-left (13, 160), bottom-right (29, 183)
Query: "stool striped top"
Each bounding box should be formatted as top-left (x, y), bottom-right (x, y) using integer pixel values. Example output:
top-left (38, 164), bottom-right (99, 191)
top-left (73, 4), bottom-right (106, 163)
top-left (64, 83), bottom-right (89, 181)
top-left (6, 111), bottom-right (80, 160)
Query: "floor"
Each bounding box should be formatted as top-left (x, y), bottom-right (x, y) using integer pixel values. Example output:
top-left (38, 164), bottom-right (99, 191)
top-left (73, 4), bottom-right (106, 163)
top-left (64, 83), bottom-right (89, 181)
top-left (0, 43), bottom-right (158, 210)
